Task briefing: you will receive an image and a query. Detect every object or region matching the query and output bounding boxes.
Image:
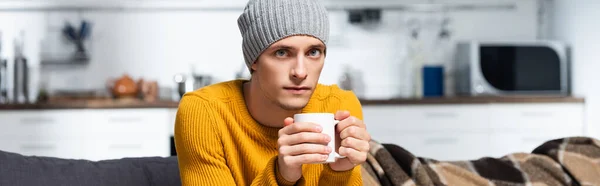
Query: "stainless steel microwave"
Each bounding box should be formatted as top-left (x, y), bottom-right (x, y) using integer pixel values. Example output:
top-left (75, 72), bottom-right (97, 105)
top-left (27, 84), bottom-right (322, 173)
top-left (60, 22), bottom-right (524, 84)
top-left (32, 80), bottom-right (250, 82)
top-left (454, 40), bottom-right (570, 96)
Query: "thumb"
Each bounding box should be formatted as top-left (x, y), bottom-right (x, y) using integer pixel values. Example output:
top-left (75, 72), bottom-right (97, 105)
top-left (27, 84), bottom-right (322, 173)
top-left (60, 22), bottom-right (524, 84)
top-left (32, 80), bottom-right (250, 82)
top-left (284, 117), bottom-right (294, 126)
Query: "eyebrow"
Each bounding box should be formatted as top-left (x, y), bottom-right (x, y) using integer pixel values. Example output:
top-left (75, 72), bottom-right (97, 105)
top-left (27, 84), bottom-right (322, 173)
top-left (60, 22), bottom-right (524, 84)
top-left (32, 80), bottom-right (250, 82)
top-left (310, 44), bottom-right (326, 49)
top-left (270, 45), bottom-right (293, 50)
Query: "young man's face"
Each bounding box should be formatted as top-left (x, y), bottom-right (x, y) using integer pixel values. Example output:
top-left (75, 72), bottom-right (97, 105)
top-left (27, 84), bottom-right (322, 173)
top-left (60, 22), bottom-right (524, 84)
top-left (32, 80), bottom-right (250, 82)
top-left (251, 35), bottom-right (326, 111)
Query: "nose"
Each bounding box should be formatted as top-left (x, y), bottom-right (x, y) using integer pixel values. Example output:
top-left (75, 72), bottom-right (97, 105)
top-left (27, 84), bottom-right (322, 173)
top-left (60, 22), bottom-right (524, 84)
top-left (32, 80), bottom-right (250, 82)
top-left (291, 55), bottom-right (307, 80)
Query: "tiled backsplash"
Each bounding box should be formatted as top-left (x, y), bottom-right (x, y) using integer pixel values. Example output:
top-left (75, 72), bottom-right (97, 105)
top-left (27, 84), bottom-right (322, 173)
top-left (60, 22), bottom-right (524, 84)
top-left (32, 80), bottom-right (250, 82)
top-left (0, 0), bottom-right (538, 100)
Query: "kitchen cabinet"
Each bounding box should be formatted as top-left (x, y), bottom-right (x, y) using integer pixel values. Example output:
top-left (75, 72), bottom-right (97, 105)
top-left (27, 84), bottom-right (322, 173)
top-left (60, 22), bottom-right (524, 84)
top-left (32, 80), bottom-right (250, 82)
top-left (82, 138), bottom-right (168, 161)
top-left (0, 101), bottom-right (586, 162)
top-left (0, 0), bottom-right (526, 11)
top-left (0, 109), bottom-right (172, 161)
top-left (0, 0), bottom-right (250, 11)
top-left (0, 110), bottom-right (94, 139)
top-left (487, 103), bottom-right (584, 157)
top-left (363, 102), bottom-right (586, 161)
top-left (488, 103), bottom-right (584, 131)
top-left (364, 105), bottom-right (490, 132)
top-left (168, 108), bottom-right (177, 136)
top-left (0, 138), bottom-right (87, 160)
top-left (374, 131), bottom-right (491, 161)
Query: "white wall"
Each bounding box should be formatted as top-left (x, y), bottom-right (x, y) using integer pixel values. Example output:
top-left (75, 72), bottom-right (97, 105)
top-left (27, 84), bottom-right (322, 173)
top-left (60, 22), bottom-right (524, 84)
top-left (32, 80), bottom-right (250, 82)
top-left (0, 0), bottom-right (538, 100)
top-left (550, 0), bottom-right (600, 139)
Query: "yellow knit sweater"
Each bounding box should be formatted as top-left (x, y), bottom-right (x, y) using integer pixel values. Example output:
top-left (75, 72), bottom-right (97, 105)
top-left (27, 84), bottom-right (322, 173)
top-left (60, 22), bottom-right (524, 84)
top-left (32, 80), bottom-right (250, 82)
top-left (174, 79), bottom-right (364, 186)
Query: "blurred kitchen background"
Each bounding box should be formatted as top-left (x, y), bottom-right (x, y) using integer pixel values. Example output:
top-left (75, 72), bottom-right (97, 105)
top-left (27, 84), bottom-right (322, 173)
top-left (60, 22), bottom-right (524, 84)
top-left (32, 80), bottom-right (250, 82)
top-left (0, 0), bottom-right (597, 161)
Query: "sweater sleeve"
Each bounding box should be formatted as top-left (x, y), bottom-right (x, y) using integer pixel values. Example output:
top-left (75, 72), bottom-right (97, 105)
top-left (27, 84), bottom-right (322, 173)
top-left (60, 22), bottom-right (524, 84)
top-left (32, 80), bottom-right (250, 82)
top-left (175, 94), bottom-right (293, 186)
top-left (250, 156), bottom-right (297, 186)
top-left (174, 95), bottom-right (236, 186)
top-left (320, 165), bottom-right (363, 186)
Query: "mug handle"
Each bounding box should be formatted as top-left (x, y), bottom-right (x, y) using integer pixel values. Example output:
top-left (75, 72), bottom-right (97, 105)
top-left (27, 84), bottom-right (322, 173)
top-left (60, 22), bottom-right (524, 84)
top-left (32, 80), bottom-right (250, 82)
top-left (333, 120), bottom-right (346, 159)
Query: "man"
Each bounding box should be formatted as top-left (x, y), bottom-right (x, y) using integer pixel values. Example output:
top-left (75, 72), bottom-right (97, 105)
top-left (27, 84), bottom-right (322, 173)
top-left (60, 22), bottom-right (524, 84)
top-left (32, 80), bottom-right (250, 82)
top-left (174, 0), bottom-right (371, 185)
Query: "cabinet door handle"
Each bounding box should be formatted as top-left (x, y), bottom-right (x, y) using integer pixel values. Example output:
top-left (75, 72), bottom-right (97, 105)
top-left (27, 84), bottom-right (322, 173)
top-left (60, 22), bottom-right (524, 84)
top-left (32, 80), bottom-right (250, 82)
top-left (20, 144), bottom-right (57, 151)
top-left (424, 137), bottom-right (459, 145)
top-left (424, 112), bottom-right (459, 119)
top-left (19, 117), bottom-right (55, 125)
top-left (521, 137), bottom-right (547, 143)
top-left (108, 117), bottom-right (143, 123)
top-left (521, 112), bottom-right (554, 118)
top-left (109, 144), bottom-right (143, 150)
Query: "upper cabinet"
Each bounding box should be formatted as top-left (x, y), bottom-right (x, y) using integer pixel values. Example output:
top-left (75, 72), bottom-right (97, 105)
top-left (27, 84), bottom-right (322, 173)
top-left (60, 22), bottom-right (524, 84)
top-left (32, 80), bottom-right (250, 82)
top-left (0, 0), bottom-right (250, 11)
top-left (320, 0), bottom-right (521, 10)
top-left (0, 0), bottom-right (526, 11)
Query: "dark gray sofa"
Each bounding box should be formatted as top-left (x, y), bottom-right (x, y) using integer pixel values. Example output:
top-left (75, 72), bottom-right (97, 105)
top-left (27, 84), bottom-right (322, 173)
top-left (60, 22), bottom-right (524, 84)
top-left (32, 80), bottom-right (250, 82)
top-left (0, 150), bottom-right (181, 186)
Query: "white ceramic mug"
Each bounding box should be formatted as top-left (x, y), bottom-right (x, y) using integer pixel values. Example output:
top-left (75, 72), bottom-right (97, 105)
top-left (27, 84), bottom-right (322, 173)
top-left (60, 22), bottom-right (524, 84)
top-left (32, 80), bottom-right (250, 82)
top-left (293, 113), bottom-right (346, 163)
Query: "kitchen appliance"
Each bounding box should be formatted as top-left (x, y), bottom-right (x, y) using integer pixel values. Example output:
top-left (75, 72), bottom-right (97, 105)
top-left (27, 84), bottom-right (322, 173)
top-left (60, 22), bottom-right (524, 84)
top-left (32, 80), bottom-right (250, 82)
top-left (0, 31), bottom-right (6, 103)
top-left (0, 59), bottom-right (7, 103)
top-left (338, 64), bottom-right (365, 99)
top-left (191, 74), bottom-right (212, 92)
top-left (173, 73), bottom-right (213, 99)
top-left (454, 40), bottom-right (569, 96)
top-left (13, 31), bottom-right (29, 103)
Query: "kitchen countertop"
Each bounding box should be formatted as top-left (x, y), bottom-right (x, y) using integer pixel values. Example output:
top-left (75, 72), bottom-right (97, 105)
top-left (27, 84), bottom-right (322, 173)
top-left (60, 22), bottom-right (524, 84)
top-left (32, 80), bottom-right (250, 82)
top-left (0, 96), bottom-right (585, 110)
top-left (0, 99), bottom-right (180, 110)
top-left (359, 96), bottom-right (585, 105)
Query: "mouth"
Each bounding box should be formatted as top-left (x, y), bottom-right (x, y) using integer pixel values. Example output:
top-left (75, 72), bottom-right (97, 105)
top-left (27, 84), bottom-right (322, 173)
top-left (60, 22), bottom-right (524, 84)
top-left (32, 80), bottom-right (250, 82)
top-left (283, 86), bottom-right (311, 94)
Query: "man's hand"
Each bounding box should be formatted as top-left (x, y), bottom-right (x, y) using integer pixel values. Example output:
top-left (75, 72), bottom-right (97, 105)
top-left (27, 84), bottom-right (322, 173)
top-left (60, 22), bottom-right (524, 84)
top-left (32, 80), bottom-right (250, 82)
top-left (277, 117), bottom-right (332, 182)
top-left (329, 110), bottom-right (371, 171)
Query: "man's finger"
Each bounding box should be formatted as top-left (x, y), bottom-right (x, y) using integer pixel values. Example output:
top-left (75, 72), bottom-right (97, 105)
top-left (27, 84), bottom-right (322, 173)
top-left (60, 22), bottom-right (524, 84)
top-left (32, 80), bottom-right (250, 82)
top-left (339, 146), bottom-right (367, 165)
top-left (284, 117), bottom-right (294, 126)
top-left (336, 116), bottom-right (366, 133)
top-left (279, 122), bottom-right (322, 136)
top-left (284, 154), bottom-right (329, 165)
top-left (341, 137), bottom-right (370, 152)
top-left (278, 132), bottom-right (330, 146)
top-left (335, 110), bottom-right (350, 121)
top-left (340, 126), bottom-right (370, 141)
top-left (279, 143), bottom-right (331, 156)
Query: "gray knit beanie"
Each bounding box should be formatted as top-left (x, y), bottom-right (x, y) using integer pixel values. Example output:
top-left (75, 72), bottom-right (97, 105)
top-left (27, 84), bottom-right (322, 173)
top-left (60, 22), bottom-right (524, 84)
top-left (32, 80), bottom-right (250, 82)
top-left (237, 0), bottom-right (330, 72)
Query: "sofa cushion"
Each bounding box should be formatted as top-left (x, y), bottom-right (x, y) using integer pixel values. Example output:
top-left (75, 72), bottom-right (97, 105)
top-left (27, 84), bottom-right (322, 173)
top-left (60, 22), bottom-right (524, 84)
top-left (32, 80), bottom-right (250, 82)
top-left (0, 150), bottom-right (181, 186)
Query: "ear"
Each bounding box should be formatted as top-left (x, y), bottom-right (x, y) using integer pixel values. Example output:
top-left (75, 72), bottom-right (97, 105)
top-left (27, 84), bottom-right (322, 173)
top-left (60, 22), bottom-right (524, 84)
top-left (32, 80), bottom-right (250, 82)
top-left (251, 61), bottom-right (258, 71)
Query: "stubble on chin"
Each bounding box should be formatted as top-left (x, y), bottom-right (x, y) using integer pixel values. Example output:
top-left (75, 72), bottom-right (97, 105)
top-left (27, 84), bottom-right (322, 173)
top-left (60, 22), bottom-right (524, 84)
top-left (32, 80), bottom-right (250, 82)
top-left (275, 97), bottom-right (310, 111)
top-left (278, 102), bottom-right (307, 111)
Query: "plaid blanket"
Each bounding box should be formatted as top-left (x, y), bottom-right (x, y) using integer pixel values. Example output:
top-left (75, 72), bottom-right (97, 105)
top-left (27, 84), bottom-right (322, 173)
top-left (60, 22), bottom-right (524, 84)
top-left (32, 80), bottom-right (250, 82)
top-left (361, 137), bottom-right (600, 186)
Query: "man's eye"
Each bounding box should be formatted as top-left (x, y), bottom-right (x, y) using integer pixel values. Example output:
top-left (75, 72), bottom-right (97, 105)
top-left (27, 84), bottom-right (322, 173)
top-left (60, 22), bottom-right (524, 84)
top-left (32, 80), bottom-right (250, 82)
top-left (275, 50), bottom-right (287, 57)
top-left (309, 49), bottom-right (321, 57)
